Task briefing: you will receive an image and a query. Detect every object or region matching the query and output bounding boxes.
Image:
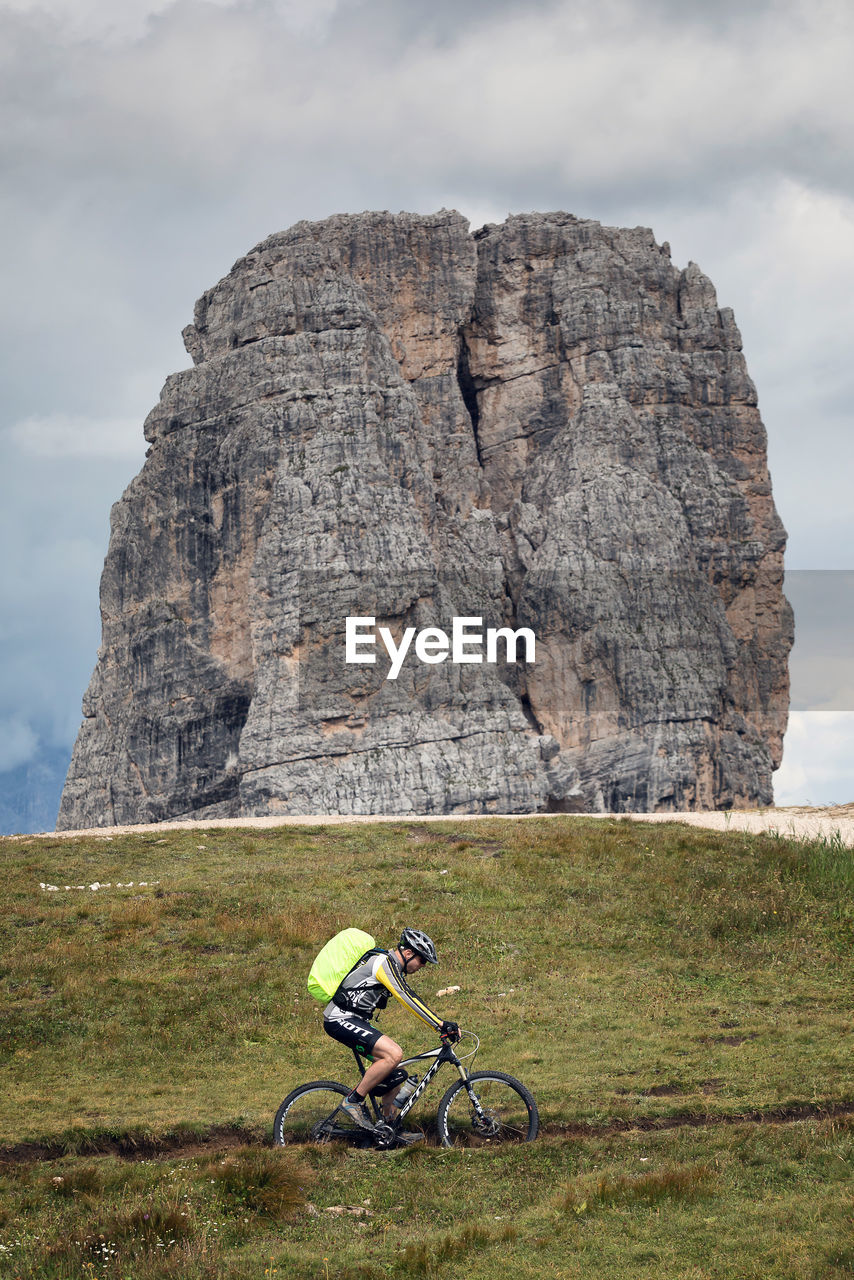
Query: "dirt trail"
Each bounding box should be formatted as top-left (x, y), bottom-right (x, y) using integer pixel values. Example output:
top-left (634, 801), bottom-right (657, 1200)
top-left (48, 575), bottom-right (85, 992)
top-left (16, 804), bottom-right (854, 846)
top-left (2, 1101), bottom-right (853, 1166)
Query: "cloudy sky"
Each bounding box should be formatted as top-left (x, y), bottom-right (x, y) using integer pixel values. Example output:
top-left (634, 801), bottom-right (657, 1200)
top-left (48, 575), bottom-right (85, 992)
top-left (1, 0), bottom-right (852, 828)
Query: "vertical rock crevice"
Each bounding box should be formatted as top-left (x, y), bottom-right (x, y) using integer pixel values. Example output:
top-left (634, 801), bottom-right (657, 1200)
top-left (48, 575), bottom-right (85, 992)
top-left (455, 325), bottom-right (483, 468)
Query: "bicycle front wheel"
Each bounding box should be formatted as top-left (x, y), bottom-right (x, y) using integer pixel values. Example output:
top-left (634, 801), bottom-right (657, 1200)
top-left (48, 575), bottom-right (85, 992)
top-left (436, 1071), bottom-right (539, 1147)
top-left (273, 1081), bottom-right (358, 1145)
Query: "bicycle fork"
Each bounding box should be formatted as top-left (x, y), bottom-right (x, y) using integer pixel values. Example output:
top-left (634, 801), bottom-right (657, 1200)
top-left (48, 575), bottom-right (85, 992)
top-left (396, 1047), bottom-right (489, 1128)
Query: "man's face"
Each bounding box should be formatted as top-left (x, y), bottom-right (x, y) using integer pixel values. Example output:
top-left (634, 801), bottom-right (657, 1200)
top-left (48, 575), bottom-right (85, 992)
top-left (402, 948), bottom-right (425, 973)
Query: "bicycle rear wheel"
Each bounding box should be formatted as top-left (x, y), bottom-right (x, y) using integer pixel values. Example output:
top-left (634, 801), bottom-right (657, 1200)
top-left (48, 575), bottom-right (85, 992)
top-left (273, 1081), bottom-right (359, 1145)
top-left (436, 1071), bottom-right (539, 1147)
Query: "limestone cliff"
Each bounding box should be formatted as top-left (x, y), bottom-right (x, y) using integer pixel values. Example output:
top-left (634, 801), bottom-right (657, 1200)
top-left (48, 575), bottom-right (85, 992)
top-left (58, 211), bottom-right (792, 827)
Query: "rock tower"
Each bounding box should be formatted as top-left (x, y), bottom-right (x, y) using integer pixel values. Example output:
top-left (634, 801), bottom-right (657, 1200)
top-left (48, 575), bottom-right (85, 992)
top-left (58, 211), bottom-right (792, 827)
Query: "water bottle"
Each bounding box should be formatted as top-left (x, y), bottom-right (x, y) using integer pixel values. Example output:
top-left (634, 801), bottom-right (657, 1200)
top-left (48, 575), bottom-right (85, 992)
top-left (393, 1075), bottom-right (418, 1108)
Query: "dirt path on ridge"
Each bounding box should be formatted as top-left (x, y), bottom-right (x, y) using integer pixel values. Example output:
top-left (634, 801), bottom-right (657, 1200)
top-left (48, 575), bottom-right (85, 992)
top-left (16, 804), bottom-right (854, 846)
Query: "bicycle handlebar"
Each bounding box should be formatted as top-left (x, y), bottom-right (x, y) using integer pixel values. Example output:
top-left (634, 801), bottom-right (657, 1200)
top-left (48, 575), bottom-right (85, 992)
top-left (439, 1027), bottom-right (479, 1059)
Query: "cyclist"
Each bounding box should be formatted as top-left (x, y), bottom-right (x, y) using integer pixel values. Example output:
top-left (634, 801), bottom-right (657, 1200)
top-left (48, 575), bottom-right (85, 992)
top-left (323, 927), bottom-right (460, 1131)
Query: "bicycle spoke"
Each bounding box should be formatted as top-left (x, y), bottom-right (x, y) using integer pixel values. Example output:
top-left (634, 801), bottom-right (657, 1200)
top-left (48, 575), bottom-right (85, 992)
top-left (438, 1073), bottom-right (538, 1147)
top-left (274, 1083), bottom-right (361, 1145)
top-left (277, 1061), bottom-right (538, 1151)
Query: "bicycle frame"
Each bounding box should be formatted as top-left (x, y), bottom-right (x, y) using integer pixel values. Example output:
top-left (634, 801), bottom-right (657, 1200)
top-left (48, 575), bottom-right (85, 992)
top-left (275, 1030), bottom-right (538, 1148)
top-left (351, 1039), bottom-right (487, 1128)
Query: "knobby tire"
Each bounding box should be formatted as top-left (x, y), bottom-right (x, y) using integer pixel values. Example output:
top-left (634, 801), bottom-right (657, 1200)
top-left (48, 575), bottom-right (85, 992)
top-left (436, 1071), bottom-right (539, 1147)
top-left (273, 1080), bottom-right (355, 1145)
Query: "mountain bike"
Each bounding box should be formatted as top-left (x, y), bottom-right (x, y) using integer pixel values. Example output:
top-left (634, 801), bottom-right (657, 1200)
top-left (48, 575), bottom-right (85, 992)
top-left (273, 1030), bottom-right (538, 1149)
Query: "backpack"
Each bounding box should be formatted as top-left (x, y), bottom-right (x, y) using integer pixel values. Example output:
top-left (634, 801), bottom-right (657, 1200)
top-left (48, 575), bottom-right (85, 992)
top-left (307, 927), bottom-right (383, 1002)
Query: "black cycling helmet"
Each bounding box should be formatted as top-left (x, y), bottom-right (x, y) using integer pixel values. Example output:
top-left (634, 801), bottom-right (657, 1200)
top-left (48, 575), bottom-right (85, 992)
top-left (399, 928), bottom-right (438, 964)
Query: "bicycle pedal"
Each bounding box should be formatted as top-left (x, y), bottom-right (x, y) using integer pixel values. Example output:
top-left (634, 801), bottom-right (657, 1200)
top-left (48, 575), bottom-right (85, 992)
top-left (393, 1131), bottom-right (425, 1147)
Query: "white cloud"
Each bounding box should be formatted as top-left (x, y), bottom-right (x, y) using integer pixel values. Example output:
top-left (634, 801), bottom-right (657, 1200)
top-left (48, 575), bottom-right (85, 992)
top-left (774, 711), bottom-right (854, 806)
top-left (717, 181), bottom-right (854, 380)
top-left (381, 4), bottom-right (852, 190)
top-left (637, 178), bottom-right (854, 570)
top-left (0, 716), bottom-right (39, 771)
top-left (7, 413), bottom-right (146, 460)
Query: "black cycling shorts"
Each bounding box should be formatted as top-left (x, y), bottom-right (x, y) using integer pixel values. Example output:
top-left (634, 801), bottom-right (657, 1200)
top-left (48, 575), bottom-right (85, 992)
top-left (323, 1010), bottom-right (383, 1057)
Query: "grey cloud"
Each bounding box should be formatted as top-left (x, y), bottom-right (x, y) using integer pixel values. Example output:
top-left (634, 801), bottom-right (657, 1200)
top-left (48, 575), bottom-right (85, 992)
top-left (0, 450), bottom-right (141, 754)
top-left (7, 415), bottom-right (146, 460)
top-left (3, 0), bottom-right (852, 204)
top-left (1, 0), bottom-right (852, 825)
top-left (330, 0), bottom-right (559, 45)
top-left (637, 0), bottom-right (779, 24)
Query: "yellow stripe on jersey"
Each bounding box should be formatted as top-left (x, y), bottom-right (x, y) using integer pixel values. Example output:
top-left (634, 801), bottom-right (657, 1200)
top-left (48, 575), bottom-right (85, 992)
top-left (375, 956), bottom-right (443, 1031)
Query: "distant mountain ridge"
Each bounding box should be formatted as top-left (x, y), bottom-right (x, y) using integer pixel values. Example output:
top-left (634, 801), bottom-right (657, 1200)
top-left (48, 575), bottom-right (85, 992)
top-left (58, 211), bottom-right (792, 828)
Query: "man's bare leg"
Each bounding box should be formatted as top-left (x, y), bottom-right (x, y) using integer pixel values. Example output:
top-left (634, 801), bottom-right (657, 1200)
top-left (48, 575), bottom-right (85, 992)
top-left (352, 1034), bottom-right (403, 1102)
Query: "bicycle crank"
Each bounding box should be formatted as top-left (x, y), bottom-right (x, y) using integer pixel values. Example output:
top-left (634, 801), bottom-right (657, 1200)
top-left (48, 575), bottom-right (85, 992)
top-left (372, 1121), bottom-right (397, 1149)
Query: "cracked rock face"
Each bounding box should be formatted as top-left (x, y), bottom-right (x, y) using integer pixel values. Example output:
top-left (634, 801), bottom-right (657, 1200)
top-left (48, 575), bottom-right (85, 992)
top-left (58, 210), bottom-right (792, 827)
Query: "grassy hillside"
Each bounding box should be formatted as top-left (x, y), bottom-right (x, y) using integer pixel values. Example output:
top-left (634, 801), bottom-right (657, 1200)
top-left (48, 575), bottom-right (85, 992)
top-left (1, 816), bottom-right (852, 1277)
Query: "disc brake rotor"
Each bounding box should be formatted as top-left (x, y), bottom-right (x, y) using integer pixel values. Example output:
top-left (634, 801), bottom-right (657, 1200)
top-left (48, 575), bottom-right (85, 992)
top-left (472, 1108), bottom-right (501, 1138)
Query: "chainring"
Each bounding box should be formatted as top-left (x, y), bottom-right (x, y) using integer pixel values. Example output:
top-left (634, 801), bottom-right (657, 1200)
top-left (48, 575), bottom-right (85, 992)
top-left (372, 1121), bottom-right (397, 1149)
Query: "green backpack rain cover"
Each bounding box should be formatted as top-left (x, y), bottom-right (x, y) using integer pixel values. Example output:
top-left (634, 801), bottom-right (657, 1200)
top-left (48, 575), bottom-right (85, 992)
top-left (307, 927), bottom-right (378, 1002)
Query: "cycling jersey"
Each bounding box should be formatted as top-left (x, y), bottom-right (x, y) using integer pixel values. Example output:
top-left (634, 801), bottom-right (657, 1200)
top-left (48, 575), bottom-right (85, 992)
top-left (324, 951), bottom-right (443, 1033)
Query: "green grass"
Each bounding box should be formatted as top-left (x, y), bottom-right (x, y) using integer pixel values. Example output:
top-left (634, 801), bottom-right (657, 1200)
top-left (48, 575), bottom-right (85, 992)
top-left (1, 1120), bottom-right (852, 1278)
top-left (1, 816), bottom-right (852, 1276)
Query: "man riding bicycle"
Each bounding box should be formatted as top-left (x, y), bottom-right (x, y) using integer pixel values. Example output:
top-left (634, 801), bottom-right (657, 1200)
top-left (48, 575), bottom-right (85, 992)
top-left (323, 927), bottom-right (460, 1131)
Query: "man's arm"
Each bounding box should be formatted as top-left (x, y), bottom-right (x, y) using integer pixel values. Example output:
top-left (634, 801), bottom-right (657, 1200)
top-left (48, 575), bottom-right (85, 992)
top-left (373, 955), bottom-right (444, 1031)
